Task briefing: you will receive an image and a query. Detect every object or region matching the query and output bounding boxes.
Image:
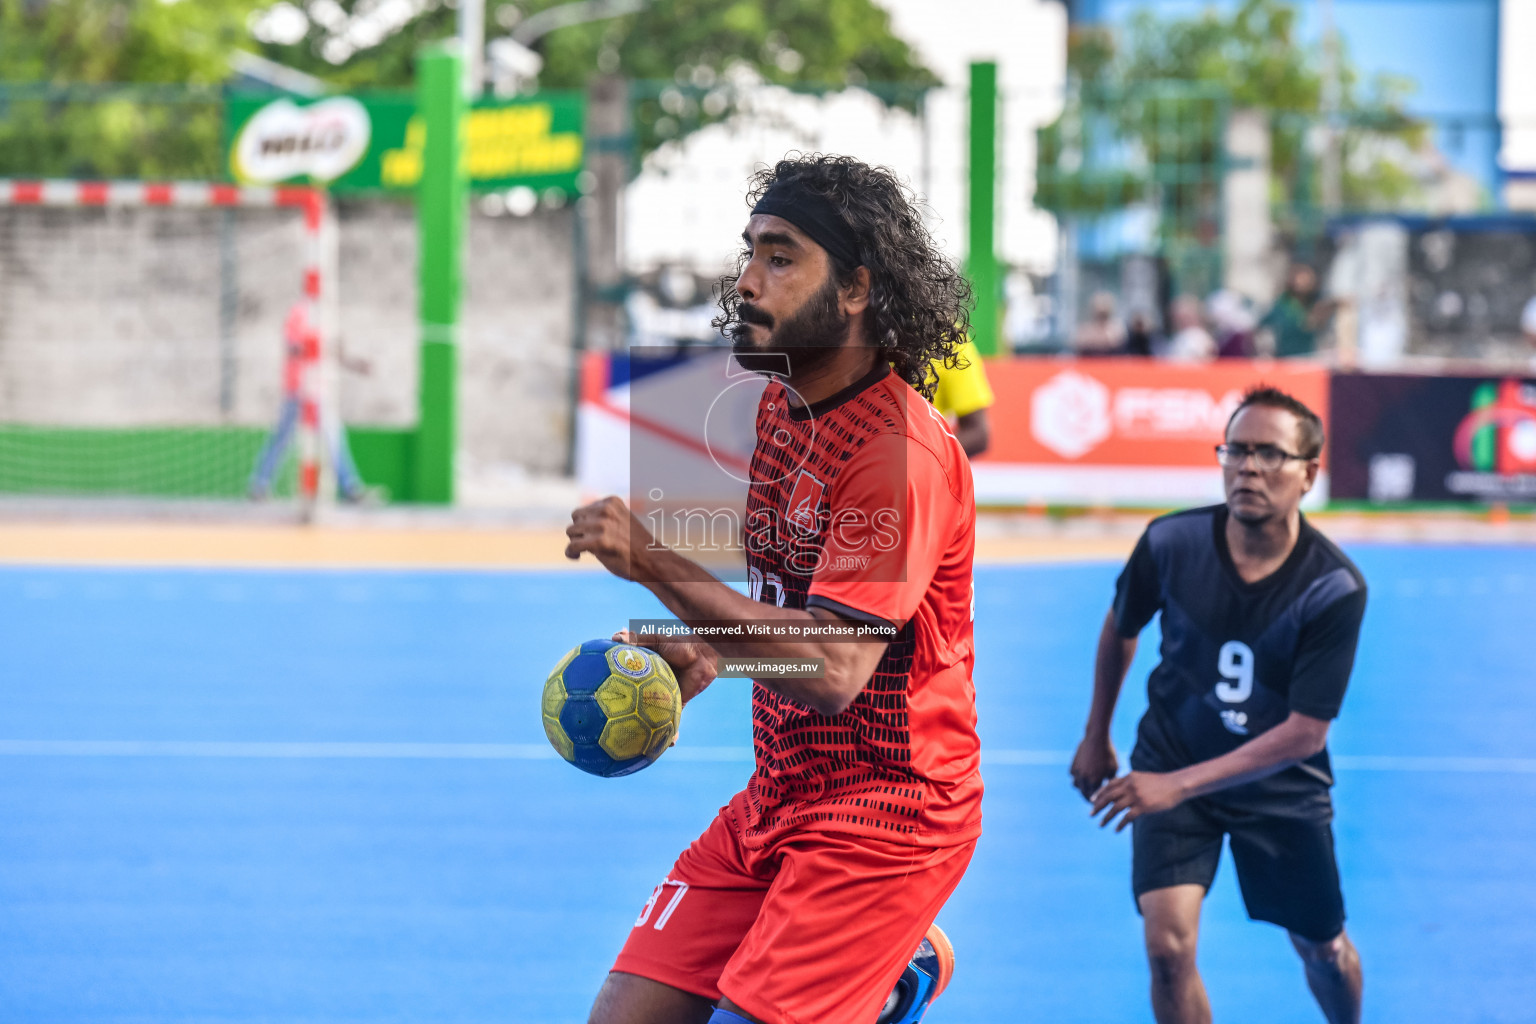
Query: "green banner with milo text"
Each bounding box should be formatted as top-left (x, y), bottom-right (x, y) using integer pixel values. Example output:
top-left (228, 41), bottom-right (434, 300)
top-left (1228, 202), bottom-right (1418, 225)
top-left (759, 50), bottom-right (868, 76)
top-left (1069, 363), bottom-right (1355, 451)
top-left (225, 91), bottom-right (585, 196)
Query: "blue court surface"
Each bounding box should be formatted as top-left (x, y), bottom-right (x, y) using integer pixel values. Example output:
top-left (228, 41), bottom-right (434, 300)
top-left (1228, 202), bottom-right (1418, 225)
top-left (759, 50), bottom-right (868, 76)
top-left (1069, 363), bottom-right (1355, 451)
top-left (2, 545), bottom-right (1534, 1023)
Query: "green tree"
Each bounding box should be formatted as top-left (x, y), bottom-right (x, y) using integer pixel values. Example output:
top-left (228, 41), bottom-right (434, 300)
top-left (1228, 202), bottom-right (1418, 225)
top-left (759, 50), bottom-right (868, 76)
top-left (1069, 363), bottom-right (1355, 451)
top-left (1036, 0), bottom-right (1426, 230)
top-left (254, 0), bottom-right (939, 158)
top-left (0, 0), bottom-right (256, 82)
top-left (0, 0), bottom-right (937, 178)
top-left (0, 0), bottom-right (261, 177)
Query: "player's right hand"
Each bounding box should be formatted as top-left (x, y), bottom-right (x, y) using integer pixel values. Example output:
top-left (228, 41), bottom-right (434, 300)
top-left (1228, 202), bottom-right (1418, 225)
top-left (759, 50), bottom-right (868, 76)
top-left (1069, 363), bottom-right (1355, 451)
top-left (1070, 735), bottom-right (1119, 801)
top-left (565, 496), bottom-right (655, 580)
top-left (612, 629), bottom-right (717, 706)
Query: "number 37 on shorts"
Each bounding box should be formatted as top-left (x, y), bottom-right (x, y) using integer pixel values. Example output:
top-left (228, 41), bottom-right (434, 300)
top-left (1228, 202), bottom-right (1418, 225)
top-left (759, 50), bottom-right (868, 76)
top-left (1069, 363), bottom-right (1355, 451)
top-left (634, 878), bottom-right (689, 931)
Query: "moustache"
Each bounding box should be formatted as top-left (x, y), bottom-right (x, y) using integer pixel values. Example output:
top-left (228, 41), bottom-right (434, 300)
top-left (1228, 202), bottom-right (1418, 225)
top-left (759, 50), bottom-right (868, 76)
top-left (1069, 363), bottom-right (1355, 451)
top-left (737, 303), bottom-right (774, 328)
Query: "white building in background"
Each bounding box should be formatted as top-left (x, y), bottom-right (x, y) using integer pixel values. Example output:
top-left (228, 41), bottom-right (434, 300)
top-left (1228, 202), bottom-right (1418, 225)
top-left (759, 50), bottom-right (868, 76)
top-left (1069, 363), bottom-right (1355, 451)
top-left (1501, 0), bottom-right (1536, 210)
top-left (623, 0), bottom-right (1068, 279)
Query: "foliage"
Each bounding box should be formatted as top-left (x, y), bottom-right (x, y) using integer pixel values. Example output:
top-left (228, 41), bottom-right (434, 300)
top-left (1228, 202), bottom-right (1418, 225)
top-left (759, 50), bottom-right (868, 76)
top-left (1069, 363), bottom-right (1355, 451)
top-left (1035, 0), bottom-right (1428, 225)
top-left (0, 0), bottom-right (258, 83)
top-left (0, 85), bottom-right (219, 179)
top-left (0, 0), bottom-right (260, 178)
top-left (0, 0), bottom-right (937, 178)
top-left (254, 0), bottom-right (940, 161)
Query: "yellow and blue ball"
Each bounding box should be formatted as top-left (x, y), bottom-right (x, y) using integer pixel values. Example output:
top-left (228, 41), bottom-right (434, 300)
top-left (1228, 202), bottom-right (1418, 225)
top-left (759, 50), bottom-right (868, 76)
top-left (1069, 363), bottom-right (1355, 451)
top-left (542, 639), bottom-right (681, 777)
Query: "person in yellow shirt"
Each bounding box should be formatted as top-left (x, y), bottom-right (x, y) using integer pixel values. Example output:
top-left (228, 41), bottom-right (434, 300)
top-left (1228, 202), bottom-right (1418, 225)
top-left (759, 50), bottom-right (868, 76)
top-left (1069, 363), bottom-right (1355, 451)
top-left (927, 339), bottom-right (995, 458)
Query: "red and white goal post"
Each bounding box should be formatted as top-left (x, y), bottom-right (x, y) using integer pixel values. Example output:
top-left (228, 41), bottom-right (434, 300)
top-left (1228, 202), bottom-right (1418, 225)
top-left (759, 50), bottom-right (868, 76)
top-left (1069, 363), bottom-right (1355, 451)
top-left (0, 178), bottom-right (342, 513)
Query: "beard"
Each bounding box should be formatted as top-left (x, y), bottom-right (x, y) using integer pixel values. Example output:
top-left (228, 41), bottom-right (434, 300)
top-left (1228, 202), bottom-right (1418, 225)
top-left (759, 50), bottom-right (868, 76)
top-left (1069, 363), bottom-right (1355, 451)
top-left (730, 272), bottom-right (849, 379)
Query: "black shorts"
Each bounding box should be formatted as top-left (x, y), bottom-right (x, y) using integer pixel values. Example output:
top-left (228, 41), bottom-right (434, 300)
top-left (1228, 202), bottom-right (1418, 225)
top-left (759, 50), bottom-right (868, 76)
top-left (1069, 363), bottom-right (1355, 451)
top-left (1131, 796), bottom-right (1345, 942)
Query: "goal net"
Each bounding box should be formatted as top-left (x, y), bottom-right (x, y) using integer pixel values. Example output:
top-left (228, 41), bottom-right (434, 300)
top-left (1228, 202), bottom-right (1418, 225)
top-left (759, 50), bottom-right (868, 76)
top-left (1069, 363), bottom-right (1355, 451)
top-left (0, 180), bottom-right (338, 507)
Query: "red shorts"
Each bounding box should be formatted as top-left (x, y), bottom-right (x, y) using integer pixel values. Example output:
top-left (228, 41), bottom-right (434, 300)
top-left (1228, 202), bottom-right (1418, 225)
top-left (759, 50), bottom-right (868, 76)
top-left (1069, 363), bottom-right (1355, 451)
top-left (611, 791), bottom-right (975, 1024)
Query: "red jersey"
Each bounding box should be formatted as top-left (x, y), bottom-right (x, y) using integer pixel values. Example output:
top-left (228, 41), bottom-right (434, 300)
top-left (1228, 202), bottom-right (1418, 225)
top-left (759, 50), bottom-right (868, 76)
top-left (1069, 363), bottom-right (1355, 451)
top-left (281, 302), bottom-right (317, 396)
top-left (736, 363), bottom-right (981, 849)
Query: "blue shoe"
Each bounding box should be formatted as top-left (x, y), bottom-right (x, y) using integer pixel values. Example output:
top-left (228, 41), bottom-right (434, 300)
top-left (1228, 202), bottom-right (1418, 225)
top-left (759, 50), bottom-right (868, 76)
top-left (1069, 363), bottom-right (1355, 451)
top-left (877, 923), bottom-right (955, 1024)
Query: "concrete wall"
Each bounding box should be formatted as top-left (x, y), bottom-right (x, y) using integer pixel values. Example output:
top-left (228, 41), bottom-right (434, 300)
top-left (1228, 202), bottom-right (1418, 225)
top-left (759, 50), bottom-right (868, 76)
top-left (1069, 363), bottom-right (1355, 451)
top-left (0, 206), bottom-right (288, 428)
top-left (0, 200), bottom-right (577, 477)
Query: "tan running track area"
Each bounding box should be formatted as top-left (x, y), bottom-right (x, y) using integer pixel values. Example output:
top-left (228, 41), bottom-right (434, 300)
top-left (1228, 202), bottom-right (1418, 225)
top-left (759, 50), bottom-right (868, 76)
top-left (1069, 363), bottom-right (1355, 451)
top-left (0, 523), bottom-right (594, 570)
top-left (0, 521), bottom-right (1135, 569)
top-left (0, 511), bottom-right (1529, 570)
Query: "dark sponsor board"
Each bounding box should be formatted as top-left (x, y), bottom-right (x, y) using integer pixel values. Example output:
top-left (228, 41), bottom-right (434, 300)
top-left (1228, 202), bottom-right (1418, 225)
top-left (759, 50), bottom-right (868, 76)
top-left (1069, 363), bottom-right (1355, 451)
top-left (1330, 373), bottom-right (1536, 503)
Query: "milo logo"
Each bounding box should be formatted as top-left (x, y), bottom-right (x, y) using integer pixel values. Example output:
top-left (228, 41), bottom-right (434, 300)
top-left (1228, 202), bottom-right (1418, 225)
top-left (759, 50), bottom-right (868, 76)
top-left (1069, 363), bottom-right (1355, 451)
top-left (231, 97), bottom-right (371, 185)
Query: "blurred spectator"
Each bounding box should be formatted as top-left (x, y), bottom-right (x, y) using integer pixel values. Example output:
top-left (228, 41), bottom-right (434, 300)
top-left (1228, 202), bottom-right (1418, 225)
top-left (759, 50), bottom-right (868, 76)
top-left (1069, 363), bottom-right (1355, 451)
top-left (1072, 291), bottom-right (1127, 355)
top-left (927, 339), bottom-right (995, 458)
top-left (1522, 292), bottom-right (1536, 371)
top-left (1165, 294), bottom-right (1216, 362)
top-left (1207, 289), bottom-right (1258, 359)
top-left (1125, 310), bottom-right (1159, 357)
top-left (249, 301), bottom-right (369, 503)
top-left (1258, 263), bottom-right (1341, 358)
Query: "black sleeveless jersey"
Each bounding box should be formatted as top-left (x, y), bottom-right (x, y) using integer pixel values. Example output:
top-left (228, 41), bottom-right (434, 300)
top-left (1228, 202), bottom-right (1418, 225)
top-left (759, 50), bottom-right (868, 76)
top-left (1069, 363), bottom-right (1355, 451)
top-left (1114, 505), bottom-right (1367, 815)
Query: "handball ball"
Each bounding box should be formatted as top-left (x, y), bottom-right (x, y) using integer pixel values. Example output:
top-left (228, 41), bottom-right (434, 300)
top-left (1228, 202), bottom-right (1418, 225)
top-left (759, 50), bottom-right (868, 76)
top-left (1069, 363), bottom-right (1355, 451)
top-left (542, 639), bottom-right (681, 777)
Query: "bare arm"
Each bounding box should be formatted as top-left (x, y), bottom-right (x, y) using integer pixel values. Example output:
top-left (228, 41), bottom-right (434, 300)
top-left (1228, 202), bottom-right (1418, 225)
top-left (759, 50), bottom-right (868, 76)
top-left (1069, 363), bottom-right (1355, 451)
top-left (638, 543), bottom-right (888, 715)
top-left (1090, 711), bottom-right (1331, 831)
top-left (953, 408), bottom-right (990, 459)
top-left (1168, 711), bottom-right (1329, 799)
top-left (565, 497), bottom-right (887, 716)
top-left (1071, 609), bottom-right (1138, 799)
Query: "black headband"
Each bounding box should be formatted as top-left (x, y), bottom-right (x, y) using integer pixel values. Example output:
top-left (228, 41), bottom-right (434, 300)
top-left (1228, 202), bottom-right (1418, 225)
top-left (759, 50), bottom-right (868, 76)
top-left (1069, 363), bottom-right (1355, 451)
top-left (751, 182), bottom-right (862, 269)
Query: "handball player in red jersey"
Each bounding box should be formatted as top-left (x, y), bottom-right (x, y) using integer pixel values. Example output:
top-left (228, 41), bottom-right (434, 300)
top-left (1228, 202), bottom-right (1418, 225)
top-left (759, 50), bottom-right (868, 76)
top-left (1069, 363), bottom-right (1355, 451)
top-left (565, 155), bottom-right (982, 1024)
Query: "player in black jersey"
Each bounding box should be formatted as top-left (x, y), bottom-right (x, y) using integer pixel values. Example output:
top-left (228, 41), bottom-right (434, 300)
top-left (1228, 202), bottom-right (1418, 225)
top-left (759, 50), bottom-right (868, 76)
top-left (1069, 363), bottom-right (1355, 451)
top-left (1071, 387), bottom-right (1366, 1024)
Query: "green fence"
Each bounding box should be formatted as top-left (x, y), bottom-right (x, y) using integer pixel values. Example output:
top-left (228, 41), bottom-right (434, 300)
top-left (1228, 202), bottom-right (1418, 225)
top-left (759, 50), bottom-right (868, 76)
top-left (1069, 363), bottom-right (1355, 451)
top-left (0, 83), bottom-right (226, 180)
top-left (1036, 82), bottom-right (1230, 304)
top-left (0, 82), bottom-right (423, 503)
top-left (1029, 80), bottom-right (1509, 340)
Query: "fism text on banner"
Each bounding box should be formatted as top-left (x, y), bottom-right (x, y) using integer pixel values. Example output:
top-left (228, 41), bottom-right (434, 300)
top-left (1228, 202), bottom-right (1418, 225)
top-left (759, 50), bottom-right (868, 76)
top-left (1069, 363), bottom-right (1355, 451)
top-left (971, 357), bottom-right (1330, 508)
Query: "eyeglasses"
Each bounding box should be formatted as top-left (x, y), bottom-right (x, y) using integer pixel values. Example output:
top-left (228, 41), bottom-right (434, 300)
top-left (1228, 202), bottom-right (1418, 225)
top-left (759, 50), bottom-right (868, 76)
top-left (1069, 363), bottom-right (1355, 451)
top-left (1215, 443), bottom-right (1312, 472)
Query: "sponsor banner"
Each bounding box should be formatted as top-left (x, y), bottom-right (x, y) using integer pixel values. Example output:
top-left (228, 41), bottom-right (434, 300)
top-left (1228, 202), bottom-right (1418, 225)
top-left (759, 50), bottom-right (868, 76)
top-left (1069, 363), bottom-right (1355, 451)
top-left (1329, 373), bottom-right (1536, 503)
top-left (228, 96), bottom-right (372, 185)
top-left (226, 91), bottom-right (584, 194)
top-left (578, 353), bottom-right (1333, 510)
top-left (976, 358), bottom-right (1331, 506)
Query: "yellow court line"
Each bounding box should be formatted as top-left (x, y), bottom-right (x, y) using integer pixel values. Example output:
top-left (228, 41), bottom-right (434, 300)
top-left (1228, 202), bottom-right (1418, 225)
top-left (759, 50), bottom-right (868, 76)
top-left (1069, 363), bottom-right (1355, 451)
top-left (0, 523), bottom-right (1132, 570)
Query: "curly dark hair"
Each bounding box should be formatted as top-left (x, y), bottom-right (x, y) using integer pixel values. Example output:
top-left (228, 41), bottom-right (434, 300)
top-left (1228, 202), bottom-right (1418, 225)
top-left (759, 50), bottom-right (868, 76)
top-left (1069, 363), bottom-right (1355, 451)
top-left (713, 154), bottom-right (974, 401)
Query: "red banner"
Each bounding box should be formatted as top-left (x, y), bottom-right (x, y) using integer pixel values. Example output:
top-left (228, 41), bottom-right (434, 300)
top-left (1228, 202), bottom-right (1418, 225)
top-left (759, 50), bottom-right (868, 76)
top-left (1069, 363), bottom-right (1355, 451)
top-left (577, 353), bottom-right (1334, 509)
top-left (972, 358), bottom-right (1330, 506)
